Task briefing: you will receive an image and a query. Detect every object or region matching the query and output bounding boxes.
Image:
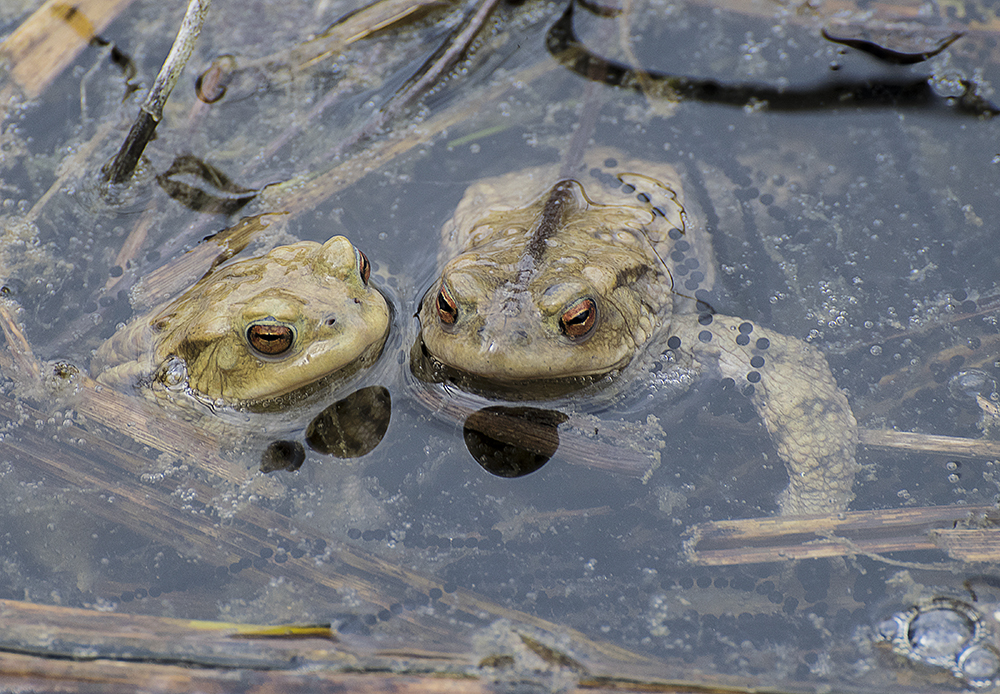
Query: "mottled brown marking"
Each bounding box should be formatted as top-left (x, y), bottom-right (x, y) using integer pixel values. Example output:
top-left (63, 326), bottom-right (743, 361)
top-left (615, 263), bottom-right (652, 288)
top-left (525, 181), bottom-right (575, 261)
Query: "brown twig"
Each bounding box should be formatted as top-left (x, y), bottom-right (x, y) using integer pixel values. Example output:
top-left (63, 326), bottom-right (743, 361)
top-left (103, 0), bottom-right (211, 184)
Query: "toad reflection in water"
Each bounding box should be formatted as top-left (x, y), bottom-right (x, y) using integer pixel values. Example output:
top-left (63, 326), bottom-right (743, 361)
top-left (415, 149), bottom-right (858, 515)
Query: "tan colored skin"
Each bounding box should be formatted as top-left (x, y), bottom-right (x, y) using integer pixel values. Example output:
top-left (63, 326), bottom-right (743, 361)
top-left (94, 236), bottom-right (390, 408)
top-left (417, 149), bottom-right (858, 515)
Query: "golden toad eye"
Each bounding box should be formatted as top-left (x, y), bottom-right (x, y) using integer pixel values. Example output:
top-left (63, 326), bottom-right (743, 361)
top-left (560, 297), bottom-right (597, 339)
top-left (356, 249), bottom-right (371, 286)
top-left (247, 323), bottom-right (294, 356)
top-left (436, 284), bottom-right (458, 325)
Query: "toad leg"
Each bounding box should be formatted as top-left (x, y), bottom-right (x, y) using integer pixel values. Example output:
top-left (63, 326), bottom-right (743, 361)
top-left (671, 314), bottom-right (858, 516)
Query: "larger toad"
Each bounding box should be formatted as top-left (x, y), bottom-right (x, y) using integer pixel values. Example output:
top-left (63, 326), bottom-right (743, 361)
top-left (93, 235), bottom-right (390, 409)
top-left (416, 149), bottom-right (858, 515)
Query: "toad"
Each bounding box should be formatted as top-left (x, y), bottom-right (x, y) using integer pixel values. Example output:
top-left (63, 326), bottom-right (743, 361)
top-left (415, 150), bottom-right (858, 515)
top-left (94, 235), bottom-right (390, 410)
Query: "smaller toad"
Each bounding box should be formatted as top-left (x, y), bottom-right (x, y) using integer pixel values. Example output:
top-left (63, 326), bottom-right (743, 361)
top-left (93, 236), bottom-right (389, 409)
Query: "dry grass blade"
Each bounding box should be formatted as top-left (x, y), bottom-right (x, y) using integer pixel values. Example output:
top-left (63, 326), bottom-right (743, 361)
top-left (0, 600), bottom-right (359, 669)
top-left (128, 212), bottom-right (286, 309)
top-left (262, 56), bottom-right (556, 217)
top-left (0, 0), bottom-right (137, 102)
top-left (0, 650), bottom-right (490, 694)
top-left (860, 428), bottom-right (1000, 459)
top-left (685, 504), bottom-right (998, 565)
top-left (289, 0), bottom-right (458, 71)
top-left (0, 599), bottom-right (846, 693)
top-left (0, 300), bottom-right (41, 381)
top-left (929, 527), bottom-right (1000, 562)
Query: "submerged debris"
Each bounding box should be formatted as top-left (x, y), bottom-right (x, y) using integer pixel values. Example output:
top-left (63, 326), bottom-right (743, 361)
top-left (822, 24), bottom-right (964, 66)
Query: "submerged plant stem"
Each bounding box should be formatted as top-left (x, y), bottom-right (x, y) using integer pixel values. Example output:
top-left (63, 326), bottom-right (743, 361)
top-left (103, 0), bottom-right (211, 184)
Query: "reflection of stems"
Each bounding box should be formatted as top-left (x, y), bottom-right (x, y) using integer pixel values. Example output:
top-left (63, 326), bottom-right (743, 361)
top-left (103, 0), bottom-right (211, 184)
top-left (326, 0), bottom-right (504, 159)
top-left (381, 0), bottom-right (503, 121)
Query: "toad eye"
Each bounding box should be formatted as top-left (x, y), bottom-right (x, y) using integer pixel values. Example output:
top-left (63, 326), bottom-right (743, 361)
top-left (436, 283), bottom-right (458, 325)
top-left (356, 248), bottom-right (371, 286)
top-left (560, 297), bottom-right (597, 339)
top-left (247, 323), bottom-right (294, 356)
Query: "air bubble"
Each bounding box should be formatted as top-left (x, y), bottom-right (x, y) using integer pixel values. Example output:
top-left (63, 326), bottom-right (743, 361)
top-left (877, 618), bottom-right (900, 639)
top-left (949, 369), bottom-right (997, 402)
top-left (960, 645), bottom-right (1000, 680)
top-left (908, 608), bottom-right (974, 658)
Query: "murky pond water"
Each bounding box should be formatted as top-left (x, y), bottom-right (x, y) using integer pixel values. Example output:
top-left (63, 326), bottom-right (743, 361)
top-left (2, 0), bottom-right (1000, 690)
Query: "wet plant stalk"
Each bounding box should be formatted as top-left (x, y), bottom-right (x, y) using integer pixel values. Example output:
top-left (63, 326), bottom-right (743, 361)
top-left (104, 0), bottom-right (210, 184)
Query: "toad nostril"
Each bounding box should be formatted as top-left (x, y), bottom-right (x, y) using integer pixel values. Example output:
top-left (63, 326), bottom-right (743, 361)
top-left (325, 317), bottom-right (337, 326)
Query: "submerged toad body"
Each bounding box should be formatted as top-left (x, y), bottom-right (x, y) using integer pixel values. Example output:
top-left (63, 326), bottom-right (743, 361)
top-left (417, 150), bottom-right (859, 515)
top-left (94, 236), bottom-right (390, 409)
